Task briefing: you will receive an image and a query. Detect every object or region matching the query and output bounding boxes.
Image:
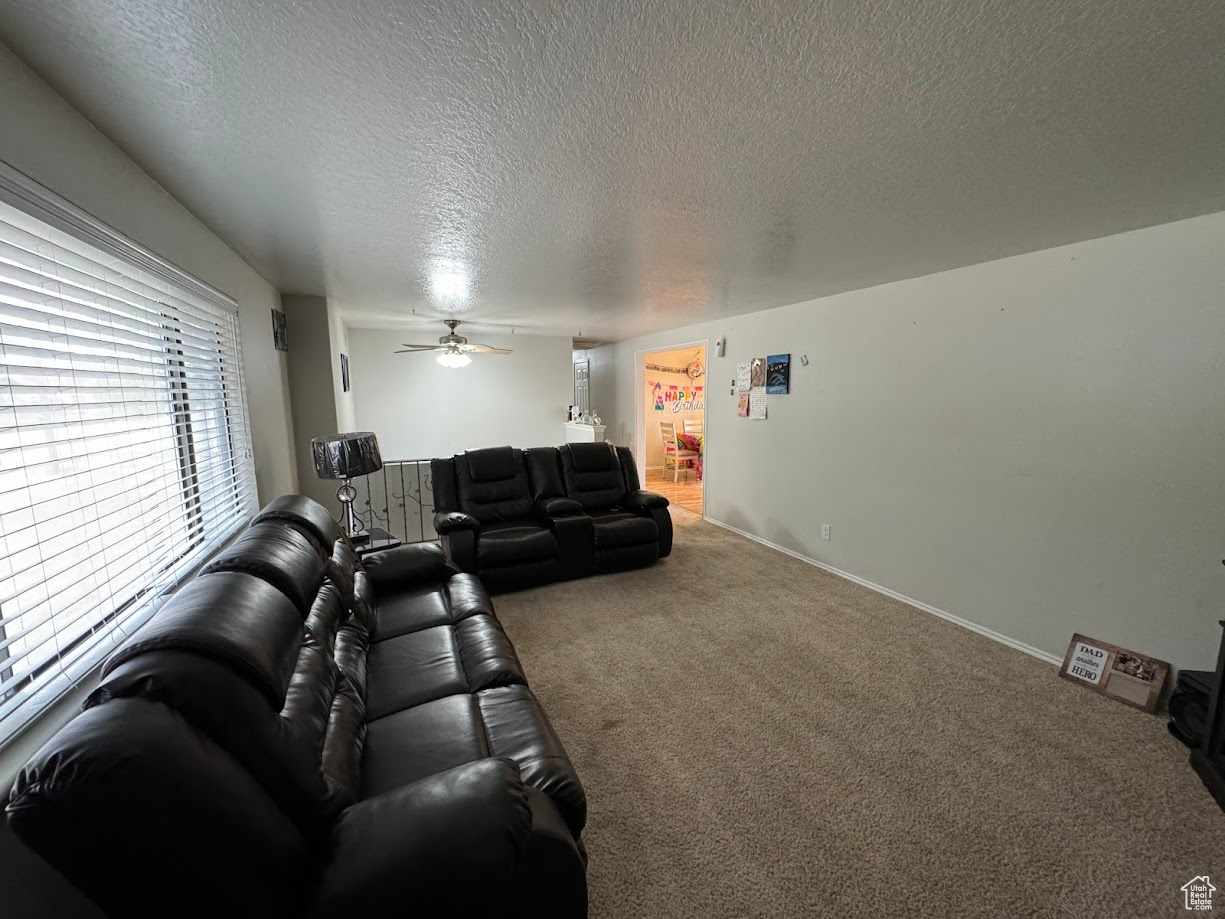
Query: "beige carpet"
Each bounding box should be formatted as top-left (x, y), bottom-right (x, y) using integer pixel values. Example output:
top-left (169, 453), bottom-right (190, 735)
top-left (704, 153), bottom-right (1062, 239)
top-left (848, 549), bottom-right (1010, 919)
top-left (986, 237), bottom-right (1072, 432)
top-left (494, 510), bottom-right (1225, 918)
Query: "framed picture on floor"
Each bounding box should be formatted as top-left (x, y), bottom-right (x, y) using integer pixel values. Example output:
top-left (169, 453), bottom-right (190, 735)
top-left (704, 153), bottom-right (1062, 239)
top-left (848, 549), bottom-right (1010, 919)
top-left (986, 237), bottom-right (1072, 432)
top-left (1059, 633), bottom-right (1169, 713)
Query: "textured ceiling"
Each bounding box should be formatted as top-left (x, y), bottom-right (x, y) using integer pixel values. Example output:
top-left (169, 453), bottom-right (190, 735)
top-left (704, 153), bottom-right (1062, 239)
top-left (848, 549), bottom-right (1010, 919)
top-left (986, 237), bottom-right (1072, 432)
top-left (2, 1), bottom-right (1223, 340)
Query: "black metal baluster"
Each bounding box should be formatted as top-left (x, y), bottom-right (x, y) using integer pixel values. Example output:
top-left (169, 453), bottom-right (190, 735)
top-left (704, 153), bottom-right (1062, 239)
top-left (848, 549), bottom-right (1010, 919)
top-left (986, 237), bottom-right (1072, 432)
top-left (417, 461), bottom-right (425, 542)
top-left (399, 462), bottom-right (408, 543)
top-left (423, 463), bottom-right (435, 541)
top-left (381, 465), bottom-right (389, 535)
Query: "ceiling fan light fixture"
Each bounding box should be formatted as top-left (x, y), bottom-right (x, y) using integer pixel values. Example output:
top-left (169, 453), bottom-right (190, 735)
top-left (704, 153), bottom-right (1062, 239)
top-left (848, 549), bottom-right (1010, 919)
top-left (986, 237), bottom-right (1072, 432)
top-left (436, 350), bottom-right (471, 369)
top-left (399, 320), bottom-right (509, 365)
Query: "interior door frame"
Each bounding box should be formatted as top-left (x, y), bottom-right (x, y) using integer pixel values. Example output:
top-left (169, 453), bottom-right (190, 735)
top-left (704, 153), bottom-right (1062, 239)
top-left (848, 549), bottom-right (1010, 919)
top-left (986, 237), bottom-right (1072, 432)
top-left (634, 338), bottom-right (708, 517)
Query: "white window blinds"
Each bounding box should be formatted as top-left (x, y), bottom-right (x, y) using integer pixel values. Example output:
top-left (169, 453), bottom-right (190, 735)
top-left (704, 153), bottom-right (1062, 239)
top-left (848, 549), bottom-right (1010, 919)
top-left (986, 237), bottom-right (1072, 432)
top-left (0, 175), bottom-right (257, 746)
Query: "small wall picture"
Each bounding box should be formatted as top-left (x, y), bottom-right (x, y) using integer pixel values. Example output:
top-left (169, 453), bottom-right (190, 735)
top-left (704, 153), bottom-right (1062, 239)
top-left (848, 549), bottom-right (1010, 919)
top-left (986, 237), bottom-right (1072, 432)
top-left (1058, 633), bottom-right (1169, 713)
top-left (737, 393), bottom-right (750, 417)
top-left (750, 357), bottom-right (766, 388)
top-left (271, 308), bottom-right (288, 351)
top-left (340, 353), bottom-right (350, 392)
top-left (766, 353), bottom-right (790, 394)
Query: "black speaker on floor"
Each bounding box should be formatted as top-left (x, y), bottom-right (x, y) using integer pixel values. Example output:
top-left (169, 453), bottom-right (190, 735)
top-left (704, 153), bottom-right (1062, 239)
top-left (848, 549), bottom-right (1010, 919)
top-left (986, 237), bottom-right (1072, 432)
top-left (1168, 669), bottom-right (1216, 747)
top-left (1190, 619), bottom-right (1225, 811)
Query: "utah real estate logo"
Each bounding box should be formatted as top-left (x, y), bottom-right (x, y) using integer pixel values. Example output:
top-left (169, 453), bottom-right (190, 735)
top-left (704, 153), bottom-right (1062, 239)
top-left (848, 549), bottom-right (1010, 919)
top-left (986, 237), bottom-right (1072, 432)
top-left (1182, 876), bottom-right (1215, 911)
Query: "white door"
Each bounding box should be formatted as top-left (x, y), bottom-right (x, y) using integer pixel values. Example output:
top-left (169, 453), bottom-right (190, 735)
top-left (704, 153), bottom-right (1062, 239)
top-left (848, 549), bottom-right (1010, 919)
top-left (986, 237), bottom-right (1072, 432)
top-left (573, 360), bottom-right (590, 415)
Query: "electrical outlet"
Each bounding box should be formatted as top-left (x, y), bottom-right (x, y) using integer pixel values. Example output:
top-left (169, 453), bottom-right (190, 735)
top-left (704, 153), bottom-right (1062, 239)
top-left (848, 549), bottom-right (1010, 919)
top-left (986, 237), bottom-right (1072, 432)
top-left (821, 524), bottom-right (831, 540)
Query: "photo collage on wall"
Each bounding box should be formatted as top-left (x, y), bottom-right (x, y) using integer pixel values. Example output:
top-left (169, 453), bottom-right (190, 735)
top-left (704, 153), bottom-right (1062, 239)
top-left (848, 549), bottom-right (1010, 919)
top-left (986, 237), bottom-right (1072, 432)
top-left (736, 353), bottom-right (790, 420)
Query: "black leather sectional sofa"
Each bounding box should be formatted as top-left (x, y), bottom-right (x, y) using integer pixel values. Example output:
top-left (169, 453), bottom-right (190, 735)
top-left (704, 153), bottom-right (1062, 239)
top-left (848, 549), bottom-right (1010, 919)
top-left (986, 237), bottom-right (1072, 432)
top-left (432, 442), bottom-right (672, 592)
top-left (6, 496), bottom-right (587, 918)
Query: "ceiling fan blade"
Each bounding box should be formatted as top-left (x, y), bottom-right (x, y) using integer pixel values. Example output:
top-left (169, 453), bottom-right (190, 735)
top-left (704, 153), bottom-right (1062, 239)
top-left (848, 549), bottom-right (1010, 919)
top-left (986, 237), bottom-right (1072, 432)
top-left (395, 344), bottom-right (443, 352)
top-left (466, 345), bottom-right (513, 354)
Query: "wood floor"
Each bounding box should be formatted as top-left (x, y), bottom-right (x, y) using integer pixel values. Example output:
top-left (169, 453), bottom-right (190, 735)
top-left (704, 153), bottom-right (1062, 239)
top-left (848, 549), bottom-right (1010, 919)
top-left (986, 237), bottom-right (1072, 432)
top-left (645, 469), bottom-right (703, 514)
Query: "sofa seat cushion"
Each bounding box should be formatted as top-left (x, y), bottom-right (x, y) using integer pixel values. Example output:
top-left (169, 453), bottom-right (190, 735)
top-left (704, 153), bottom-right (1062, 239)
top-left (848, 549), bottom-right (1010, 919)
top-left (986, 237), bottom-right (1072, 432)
top-left (366, 616), bottom-right (527, 721)
top-left (477, 522), bottom-right (557, 566)
top-left (373, 583), bottom-right (453, 640)
top-left (589, 512), bottom-right (658, 550)
top-left (373, 574), bottom-right (496, 642)
top-left (455, 616), bottom-right (527, 692)
top-left (365, 626), bottom-right (468, 720)
top-left (361, 686), bottom-right (586, 837)
top-left (362, 694), bottom-right (489, 797)
top-left (477, 685), bottom-right (587, 836)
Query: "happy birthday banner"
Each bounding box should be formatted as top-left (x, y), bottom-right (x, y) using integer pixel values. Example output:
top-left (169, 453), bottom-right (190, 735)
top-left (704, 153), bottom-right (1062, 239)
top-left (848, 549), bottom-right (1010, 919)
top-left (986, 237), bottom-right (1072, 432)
top-left (649, 381), bottom-right (704, 412)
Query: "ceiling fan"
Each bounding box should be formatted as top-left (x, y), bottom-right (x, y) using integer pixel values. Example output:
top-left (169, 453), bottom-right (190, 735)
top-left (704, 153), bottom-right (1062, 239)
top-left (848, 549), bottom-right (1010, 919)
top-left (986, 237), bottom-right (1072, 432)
top-left (394, 319), bottom-right (512, 368)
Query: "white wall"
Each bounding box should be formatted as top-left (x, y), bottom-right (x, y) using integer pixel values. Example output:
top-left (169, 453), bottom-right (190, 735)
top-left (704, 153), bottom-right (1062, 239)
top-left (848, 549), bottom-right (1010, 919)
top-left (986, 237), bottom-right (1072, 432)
top-left (282, 295), bottom-right (342, 509)
top-left (0, 44), bottom-right (297, 505)
top-left (349, 328), bottom-right (573, 459)
top-left (604, 212), bottom-right (1225, 671)
top-left (573, 345), bottom-right (617, 422)
top-left (328, 301), bottom-right (357, 431)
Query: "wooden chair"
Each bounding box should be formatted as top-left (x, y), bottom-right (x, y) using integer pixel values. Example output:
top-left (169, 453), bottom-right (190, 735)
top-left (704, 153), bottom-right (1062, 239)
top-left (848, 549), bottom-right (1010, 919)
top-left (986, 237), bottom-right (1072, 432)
top-left (683, 417), bottom-right (703, 435)
top-left (660, 420), bottom-right (699, 482)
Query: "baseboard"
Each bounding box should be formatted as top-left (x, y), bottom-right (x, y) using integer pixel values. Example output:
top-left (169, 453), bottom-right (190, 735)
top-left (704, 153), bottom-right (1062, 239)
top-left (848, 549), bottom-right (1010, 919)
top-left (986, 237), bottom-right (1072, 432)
top-left (703, 516), bottom-right (1063, 668)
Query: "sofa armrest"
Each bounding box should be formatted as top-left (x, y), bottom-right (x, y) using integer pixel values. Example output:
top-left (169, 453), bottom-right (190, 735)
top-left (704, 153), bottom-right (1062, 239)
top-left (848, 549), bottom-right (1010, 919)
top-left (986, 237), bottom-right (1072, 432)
top-left (310, 759), bottom-right (531, 916)
top-left (622, 490), bottom-right (669, 512)
top-left (536, 496), bottom-right (583, 519)
top-left (433, 510), bottom-right (481, 535)
top-left (360, 542), bottom-right (450, 588)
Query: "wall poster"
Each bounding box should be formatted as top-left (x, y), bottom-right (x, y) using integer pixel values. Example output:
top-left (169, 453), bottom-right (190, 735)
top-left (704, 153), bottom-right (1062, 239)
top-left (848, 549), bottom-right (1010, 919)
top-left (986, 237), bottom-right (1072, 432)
top-left (766, 354), bottom-right (790, 394)
top-left (736, 361), bottom-right (752, 393)
top-left (750, 357), bottom-right (766, 388)
top-left (271, 308), bottom-right (288, 351)
top-left (749, 388), bottom-right (767, 420)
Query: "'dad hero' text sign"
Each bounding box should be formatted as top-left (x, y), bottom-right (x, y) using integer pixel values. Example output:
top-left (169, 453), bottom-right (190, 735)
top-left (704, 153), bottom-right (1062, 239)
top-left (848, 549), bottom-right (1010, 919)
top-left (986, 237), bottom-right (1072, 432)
top-left (1058, 632), bottom-right (1169, 713)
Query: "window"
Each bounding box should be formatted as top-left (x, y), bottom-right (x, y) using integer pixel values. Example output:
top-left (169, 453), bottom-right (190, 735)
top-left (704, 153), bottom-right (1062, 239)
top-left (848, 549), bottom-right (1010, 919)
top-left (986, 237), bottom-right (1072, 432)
top-left (0, 166), bottom-right (257, 746)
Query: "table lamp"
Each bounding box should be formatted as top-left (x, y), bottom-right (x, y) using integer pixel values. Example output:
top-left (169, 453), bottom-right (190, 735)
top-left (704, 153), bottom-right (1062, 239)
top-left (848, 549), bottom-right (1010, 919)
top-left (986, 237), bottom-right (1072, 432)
top-left (311, 431), bottom-right (383, 541)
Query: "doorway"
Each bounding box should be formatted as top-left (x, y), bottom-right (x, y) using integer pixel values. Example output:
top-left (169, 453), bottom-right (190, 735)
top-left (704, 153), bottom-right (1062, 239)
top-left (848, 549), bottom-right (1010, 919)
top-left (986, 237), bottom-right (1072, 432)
top-left (640, 344), bottom-right (706, 515)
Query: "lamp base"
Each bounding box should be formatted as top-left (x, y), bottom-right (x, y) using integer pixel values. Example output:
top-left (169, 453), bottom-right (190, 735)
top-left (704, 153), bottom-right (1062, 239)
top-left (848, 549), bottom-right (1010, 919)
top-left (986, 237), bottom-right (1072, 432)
top-left (336, 480), bottom-right (366, 542)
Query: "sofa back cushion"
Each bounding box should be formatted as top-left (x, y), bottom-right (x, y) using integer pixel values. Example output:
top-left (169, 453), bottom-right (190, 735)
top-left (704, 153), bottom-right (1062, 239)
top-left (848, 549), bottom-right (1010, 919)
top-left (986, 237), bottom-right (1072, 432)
top-left (431, 457), bottom-right (460, 511)
top-left (102, 572), bottom-right (304, 707)
top-left (92, 499), bottom-right (373, 833)
top-left (616, 445), bottom-right (641, 491)
top-left (454, 447), bottom-right (533, 523)
top-left (7, 697), bottom-right (310, 919)
top-left (560, 443), bottom-right (627, 510)
top-left (525, 446), bottom-right (566, 501)
top-left (202, 521), bottom-right (324, 614)
top-left (253, 493), bottom-right (341, 558)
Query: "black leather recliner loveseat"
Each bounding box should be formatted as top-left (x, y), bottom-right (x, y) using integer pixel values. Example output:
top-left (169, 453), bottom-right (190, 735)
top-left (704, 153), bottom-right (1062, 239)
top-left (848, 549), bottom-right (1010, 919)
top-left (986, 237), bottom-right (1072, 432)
top-left (6, 496), bottom-right (587, 918)
top-left (432, 442), bottom-right (672, 592)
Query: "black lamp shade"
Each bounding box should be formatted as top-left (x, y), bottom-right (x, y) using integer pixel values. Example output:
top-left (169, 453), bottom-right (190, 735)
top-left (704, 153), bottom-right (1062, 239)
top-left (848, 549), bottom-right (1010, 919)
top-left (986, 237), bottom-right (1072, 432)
top-left (312, 432), bottom-right (383, 480)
